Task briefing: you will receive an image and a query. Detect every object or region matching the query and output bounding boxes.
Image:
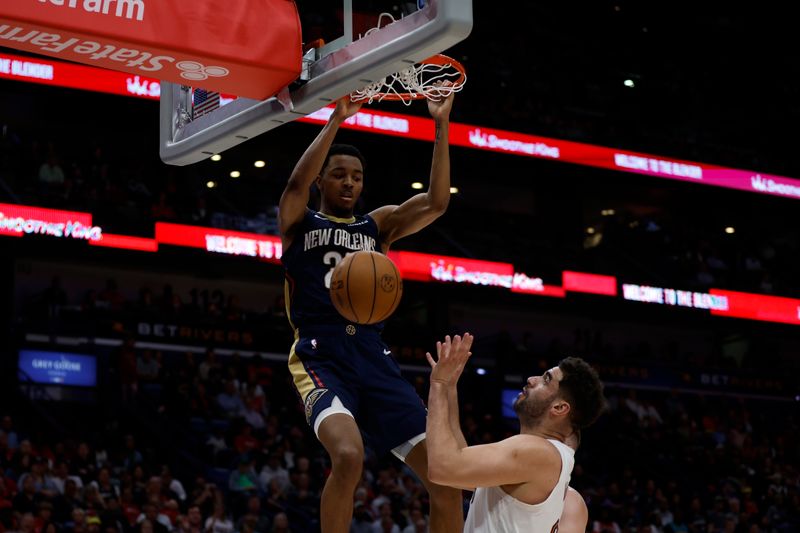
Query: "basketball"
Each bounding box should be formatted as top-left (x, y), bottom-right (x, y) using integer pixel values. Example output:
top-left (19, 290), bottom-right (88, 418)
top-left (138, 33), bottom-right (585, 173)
top-left (329, 251), bottom-right (403, 325)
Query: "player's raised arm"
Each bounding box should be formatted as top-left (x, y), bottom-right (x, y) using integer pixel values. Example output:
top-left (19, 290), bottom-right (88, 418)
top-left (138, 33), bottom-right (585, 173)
top-left (278, 98), bottom-right (361, 249)
top-left (425, 335), bottom-right (473, 490)
top-left (370, 90), bottom-right (454, 249)
top-left (427, 336), bottom-right (470, 448)
top-left (426, 334), bottom-right (563, 489)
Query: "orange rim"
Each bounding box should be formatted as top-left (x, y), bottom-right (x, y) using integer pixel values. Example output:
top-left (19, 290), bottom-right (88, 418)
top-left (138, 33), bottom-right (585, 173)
top-left (352, 53), bottom-right (466, 102)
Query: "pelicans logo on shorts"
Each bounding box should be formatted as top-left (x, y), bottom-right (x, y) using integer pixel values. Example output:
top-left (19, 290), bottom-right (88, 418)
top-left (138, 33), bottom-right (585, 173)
top-left (304, 388), bottom-right (329, 424)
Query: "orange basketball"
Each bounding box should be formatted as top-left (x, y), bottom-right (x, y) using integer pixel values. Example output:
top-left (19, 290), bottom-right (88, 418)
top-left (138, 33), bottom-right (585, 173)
top-left (329, 251), bottom-right (403, 325)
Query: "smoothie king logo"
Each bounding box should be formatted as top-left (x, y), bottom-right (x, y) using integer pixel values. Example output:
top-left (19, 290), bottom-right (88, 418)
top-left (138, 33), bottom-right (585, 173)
top-left (0, 211), bottom-right (102, 241)
top-left (468, 129), bottom-right (561, 159)
top-left (751, 174), bottom-right (800, 199)
top-left (430, 259), bottom-right (514, 288)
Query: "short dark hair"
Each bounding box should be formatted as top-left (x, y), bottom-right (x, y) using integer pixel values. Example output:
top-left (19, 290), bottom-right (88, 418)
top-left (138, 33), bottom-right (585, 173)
top-left (557, 357), bottom-right (606, 429)
top-left (322, 144), bottom-right (366, 174)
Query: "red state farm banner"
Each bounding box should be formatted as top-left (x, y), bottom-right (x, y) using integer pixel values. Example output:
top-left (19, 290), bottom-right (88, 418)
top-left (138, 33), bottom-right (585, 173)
top-left (0, 0), bottom-right (301, 100)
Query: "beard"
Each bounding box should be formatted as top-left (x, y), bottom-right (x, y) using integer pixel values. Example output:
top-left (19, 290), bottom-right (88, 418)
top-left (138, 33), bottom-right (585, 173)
top-left (513, 390), bottom-right (556, 426)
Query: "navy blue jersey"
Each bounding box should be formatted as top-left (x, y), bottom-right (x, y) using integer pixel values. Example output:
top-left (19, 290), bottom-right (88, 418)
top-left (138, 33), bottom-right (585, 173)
top-left (282, 209), bottom-right (382, 330)
top-left (283, 210), bottom-right (427, 457)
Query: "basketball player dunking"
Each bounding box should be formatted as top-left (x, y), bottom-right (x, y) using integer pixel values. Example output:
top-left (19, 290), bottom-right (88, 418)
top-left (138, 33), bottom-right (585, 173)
top-left (279, 95), bottom-right (460, 533)
top-left (425, 334), bottom-right (605, 532)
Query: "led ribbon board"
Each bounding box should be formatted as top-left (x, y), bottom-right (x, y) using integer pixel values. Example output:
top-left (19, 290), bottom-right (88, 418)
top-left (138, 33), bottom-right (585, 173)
top-left (4, 51), bottom-right (800, 200)
top-left (4, 204), bottom-right (798, 326)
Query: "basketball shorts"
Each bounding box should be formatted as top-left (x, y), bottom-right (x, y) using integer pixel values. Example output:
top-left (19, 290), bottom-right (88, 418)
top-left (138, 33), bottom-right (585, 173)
top-left (288, 323), bottom-right (427, 460)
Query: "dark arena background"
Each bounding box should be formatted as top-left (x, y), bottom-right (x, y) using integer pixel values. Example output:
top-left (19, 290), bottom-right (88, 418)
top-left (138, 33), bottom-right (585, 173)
top-left (1, 2), bottom-right (799, 533)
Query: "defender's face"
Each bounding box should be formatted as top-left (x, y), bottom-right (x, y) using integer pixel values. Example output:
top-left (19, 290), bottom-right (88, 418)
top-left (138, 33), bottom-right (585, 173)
top-left (513, 366), bottom-right (564, 421)
top-left (516, 366), bottom-right (563, 400)
top-left (318, 155), bottom-right (363, 214)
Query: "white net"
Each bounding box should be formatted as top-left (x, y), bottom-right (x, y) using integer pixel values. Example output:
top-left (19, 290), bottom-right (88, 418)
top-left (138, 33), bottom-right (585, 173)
top-left (349, 13), bottom-right (466, 105)
top-left (350, 59), bottom-right (466, 105)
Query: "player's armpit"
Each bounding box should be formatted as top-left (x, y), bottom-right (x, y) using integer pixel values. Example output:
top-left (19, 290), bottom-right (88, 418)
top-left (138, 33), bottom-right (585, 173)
top-left (278, 188), bottom-right (308, 244)
top-left (427, 434), bottom-right (561, 489)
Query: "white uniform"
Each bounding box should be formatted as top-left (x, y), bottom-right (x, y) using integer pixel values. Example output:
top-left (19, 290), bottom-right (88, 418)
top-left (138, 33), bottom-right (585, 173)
top-left (464, 439), bottom-right (575, 533)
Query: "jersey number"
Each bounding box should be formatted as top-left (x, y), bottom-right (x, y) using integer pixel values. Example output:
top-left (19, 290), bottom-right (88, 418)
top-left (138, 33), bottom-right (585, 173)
top-left (323, 251), bottom-right (343, 289)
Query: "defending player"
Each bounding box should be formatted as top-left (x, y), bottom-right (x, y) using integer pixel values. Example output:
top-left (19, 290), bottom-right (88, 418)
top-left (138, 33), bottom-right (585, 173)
top-left (425, 334), bottom-right (605, 532)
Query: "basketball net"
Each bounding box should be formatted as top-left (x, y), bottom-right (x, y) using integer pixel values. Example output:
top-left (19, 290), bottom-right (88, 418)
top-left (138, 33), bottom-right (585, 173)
top-left (350, 14), bottom-right (467, 105)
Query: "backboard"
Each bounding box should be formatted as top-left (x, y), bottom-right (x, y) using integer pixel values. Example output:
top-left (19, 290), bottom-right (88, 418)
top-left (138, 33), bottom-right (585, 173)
top-left (159, 0), bottom-right (472, 166)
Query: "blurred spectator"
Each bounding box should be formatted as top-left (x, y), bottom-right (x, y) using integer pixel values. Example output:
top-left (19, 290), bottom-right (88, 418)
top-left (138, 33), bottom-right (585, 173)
top-left (235, 496), bottom-right (270, 533)
top-left (193, 383), bottom-right (215, 420)
top-left (100, 497), bottom-right (127, 533)
top-left (34, 501), bottom-right (55, 532)
top-left (135, 501), bottom-right (171, 533)
top-left (176, 505), bottom-right (203, 533)
top-left (50, 461), bottom-right (83, 494)
top-left (18, 512), bottom-right (36, 533)
top-left (228, 458), bottom-right (259, 495)
top-left (203, 502), bottom-right (233, 533)
top-left (89, 467), bottom-right (119, 503)
top-left (592, 508), bottom-right (621, 533)
top-left (217, 381), bottom-right (245, 419)
top-left (264, 479), bottom-right (288, 516)
top-left (204, 428), bottom-right (228, 462)
top-left (372, 513), bottom-right (400, 533)
top-left (17, 457), bottom-right (58, 500)
top-left (120, 488), bottom-right (141, 528)
top-left (122, 436), bottom-right (144, 470)
top-left (160, 467), bottom-right (187, 503)
top-left (137, 351), bottom-right (161, 382)
top-left (67, 507), bottom-right (87, 533)
top-left (198, 350), bottom-right (221, 383)
top-left (52, 479), bottom-right (82, 523)
top-left (98, 279), bottom-right (125, 311)
top-left (269, 513), bottom-right (290, 533)
top-left (258, 454), bottom-right (289, 494)
top-left (13, 476), bottom-right (41, 515)
top-left (242, 406), bottom-right (265, 432)
top-left (38, 152), bottom-right (65, 188)
top-left (400, 509), bottom-right (427, 533)
top-left (137, 518), bottom-right (158, 533)
top-left (0, 416), bottom-right (19, 450)
top-left (233, 425), bottom-right (260, 456)
top-left (71, 442), bottom-right (95, 480)
top-left (351, 500), bottom-right (374, 533)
